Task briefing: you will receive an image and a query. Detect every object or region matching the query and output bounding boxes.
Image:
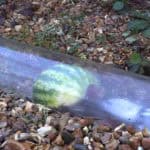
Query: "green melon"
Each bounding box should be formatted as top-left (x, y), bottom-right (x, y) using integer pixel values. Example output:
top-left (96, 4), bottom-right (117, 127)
top-left (33, 64), bottom-right (98, 107)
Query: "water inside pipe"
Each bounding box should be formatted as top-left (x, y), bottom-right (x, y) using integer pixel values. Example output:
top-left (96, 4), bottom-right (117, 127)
top-left (0, 37), bottom-right (150, 130)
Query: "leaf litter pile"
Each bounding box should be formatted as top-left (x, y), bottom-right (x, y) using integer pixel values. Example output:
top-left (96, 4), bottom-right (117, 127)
top-left (0, 0), bottom-right (149, 75)
top-left (0, 0), bottom-right (150, 149)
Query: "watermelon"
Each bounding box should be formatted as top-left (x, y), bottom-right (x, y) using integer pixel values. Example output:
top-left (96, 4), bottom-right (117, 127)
top-left (33, 64), bottom-right (98, 107)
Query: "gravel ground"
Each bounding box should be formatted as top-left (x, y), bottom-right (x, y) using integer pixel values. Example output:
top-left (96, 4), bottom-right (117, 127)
top-left (0, 89), bottom-right (150, 150)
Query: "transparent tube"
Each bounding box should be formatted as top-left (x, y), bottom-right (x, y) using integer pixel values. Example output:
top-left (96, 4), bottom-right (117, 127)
top-left (0, 37), bottom-right (150, 129)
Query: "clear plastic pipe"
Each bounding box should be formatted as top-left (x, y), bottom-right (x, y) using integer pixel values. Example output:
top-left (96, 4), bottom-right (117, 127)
top-left (0, 37), bottom-right (150, 129)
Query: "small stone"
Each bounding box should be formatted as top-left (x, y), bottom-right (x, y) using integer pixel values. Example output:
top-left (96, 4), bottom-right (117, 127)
top-left (4, 140), bottom-right (26, 150)
top-left (83, 136), bottom-right (90, 145)
top-left (129, 136), bottom-right (141, 149)
top-left (100, 132), bottom-right (112, 144)
top-left (4, 28), bottom-right (12, 32)
top-left (118, 144), bottom-right (132, 150)
top-left (126, 125), bottom-right (136, 134)
top-left (142, 138), bottom-right (150, 149)
top-left (52, 146), bottom-right (64, 150)
top-left (28, 21), bottom-right (34, 26)
top-left (92, 132), bottom-right (101, 142)
top-left (37, 126), bottom-right (53, 137)
top-left (15, 25), bottom-right (22, 32)
top-left (93, 142), bottom-right (104, 149)
top-left (59, 113), bottom-right (70, 130)
top-left (61, 130), bottom-right (74, 144)
top-left (99, 56), bottom-right (105, 62)
top-left (119, 131), bottom-right (131, 143)
top-left (97, 47), bottom-right (105, 52)
top-left (105, 61), bottom-right (113, 64)
top-left (137, 146), bottom-right (144, 150)
top-left (45, 116), bottom-right (55, 125)
top-left (14, 133), bottom-right (30, 141)
top-left (24, 101), bottom-right (34, 112)
top-left (114, 123), bottom-right (125, 132)
top-left (68, 119), bottom-right (74, 124)
top-left (134, 131), bottom-right (143, 139)
top-left (48, 128), bottom-right (58, 141)
top-left (0, 121), bottom-right (7, 128)
top-left (19, 6), bottom-right (34, 17)
top-left (15, 133), bottom-right (42, 143)
top-left (45, 116), bottom-right (59, 128)
top-left (96, 124), bottom-right (111, 132)
top-left (88, 144), bottom-right (92, 150)
top-left (13, 119), bottom-right (27, 132)
top-left (74, 144), bottom-right (87, 150)
top-left (87, 47), bottom-right (94, 52)
top-left (113, 131), bottom-right (121, 139)
top-left (37, 18), bottom-right (44, 24)
top-left (32, 1), bottom-right (40, 11)
top-left (73, 128), bottom-right (83, 139)
top-left (142, 128), bottom-right (150, 137)
top-left (0, 16), bottom-right (5, 26)
top-left (119, 136), bottom-right (129, 144)
top-left (54, 134), bottom-right (64, 146)
top-left (0, 101), bottom-right (7, 108)
top-left (105, 139), bottom-right (120, 150)
top-left (83, 126), bottom-right (89, 134)
top-left (65, 124), bottom-right (76, 132)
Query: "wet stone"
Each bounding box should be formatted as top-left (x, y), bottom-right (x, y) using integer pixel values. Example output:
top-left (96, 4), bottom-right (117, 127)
top-left (19, 9), bottom-right (34, 17)
top-left (142, 128), bottom-right (150, 137)
top-left (48, 127), bottom-right (58, 141)
top-left (100, 132), bottom-right (112, 144)
top-left (119, 136), bottom-right (130, 144)
top-left (129, 136), bottom-right (141, 149)
top-left (83, 136), bottom-right (90, 145)
top-left (4, 140), bottom-right (26, 150)
top-left (53, 134), bottom-right (64, 146)
top-left (105, 139), bottom-right (120, 150)
top-left (61, 130), bottom-right (74, 144)
top-left (13, 119), bottom-right (27, 132)
top-left (0, 133), bottom-right (5, 144)
top-left (92, 132), bottom-right (101, 142)
top-left (74, 144), bottom-right (87, 150)
top-left (118, 144), bottom-right (133, 150)
top-left (37, 126), bottom-right (54, 137)
top-left (0, 121), bottom-right (7, 128)
top-left (142, 138), bottom-right (150, 149)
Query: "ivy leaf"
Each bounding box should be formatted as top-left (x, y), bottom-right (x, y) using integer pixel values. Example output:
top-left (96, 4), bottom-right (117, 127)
top-left (122, 31), bottom-right (131, 37)
top-left (125, 36), bottom-right (137, 44)
top-left (128, 19), bottom-right (149, 33)
top-left (142, 28), bottom-right (150, 38)
top-left (113, 1), bottom-right (124, 11)
top-left (128, 52), bottom-right (142, 65)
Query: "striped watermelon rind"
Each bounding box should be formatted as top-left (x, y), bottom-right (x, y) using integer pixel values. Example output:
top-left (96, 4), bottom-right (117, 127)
top-left (33, 64), bottom-right (99, 107)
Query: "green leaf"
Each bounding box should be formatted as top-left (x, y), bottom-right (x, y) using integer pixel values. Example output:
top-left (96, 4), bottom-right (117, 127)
top-left (113, 1), bottom-right (124, 11)
top-left (125, 36), bottom-right (137, 44)
top-left (130, 10), bottom-right (150, 22)
top-left (142, 28), bottom-right (150, 38)
top-left (129, 52), bottom-right (142, 65)
top-left (122, 31), bottom-right (131, 37)
top-left (128, 19), bottom-right (149, 32)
